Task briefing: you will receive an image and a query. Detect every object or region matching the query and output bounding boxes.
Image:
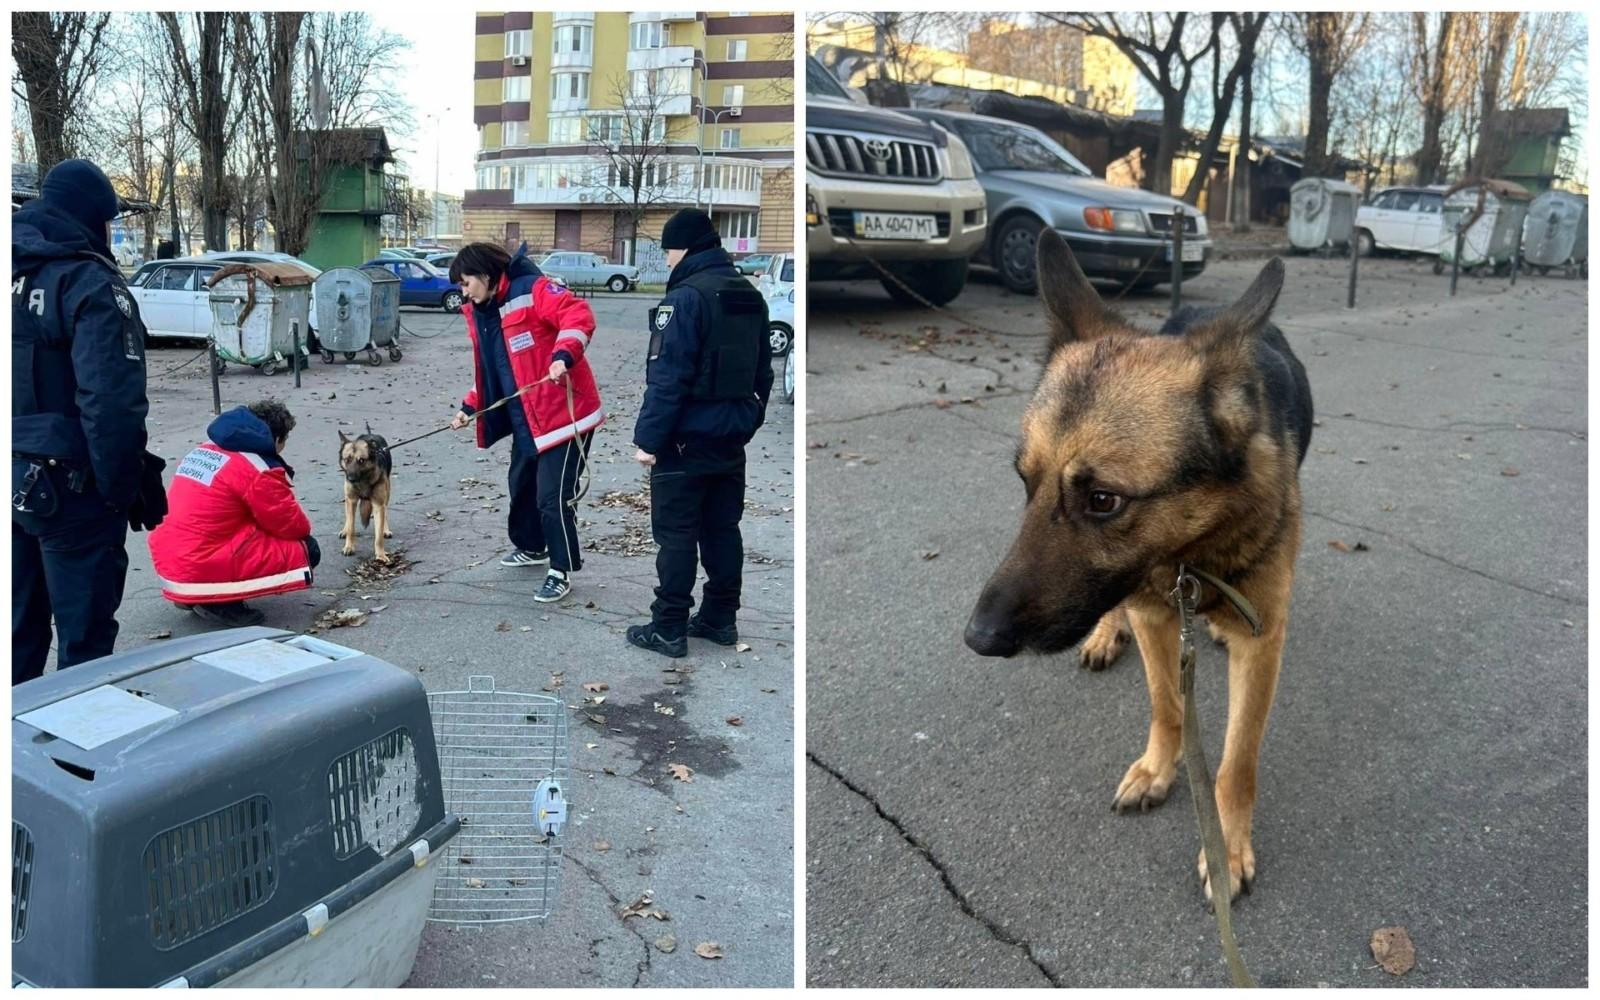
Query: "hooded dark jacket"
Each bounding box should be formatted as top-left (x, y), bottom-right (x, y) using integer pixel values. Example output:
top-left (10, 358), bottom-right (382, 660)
top-left (12, 200), bottom-right (149, 510)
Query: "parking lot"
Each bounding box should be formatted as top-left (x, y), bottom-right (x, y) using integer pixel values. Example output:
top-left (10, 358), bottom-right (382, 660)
top-left (121, 294), bottom-right (795, 988)
top-left (804, 256), bottom-right (1587, 987)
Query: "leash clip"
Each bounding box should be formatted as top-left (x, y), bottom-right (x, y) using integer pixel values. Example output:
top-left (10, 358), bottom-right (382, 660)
top-left (12, 462), bottom-right (42, 512)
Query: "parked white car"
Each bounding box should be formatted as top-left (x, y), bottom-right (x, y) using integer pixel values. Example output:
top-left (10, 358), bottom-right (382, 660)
top-left (766, 285), bottom-right (794, 357)
top-left (1355, 185), bottom-right (1450, 257)
top-left (757, 252), bottom-right (794, 301)
top-left (128, 252), bottom-right (321, 342)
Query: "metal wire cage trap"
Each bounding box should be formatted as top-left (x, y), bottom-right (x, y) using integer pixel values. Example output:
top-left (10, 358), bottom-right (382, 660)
top-left (426, 676), bottom-right (568, 925)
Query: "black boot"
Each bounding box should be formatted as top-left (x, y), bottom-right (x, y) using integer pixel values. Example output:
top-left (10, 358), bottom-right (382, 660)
top-left (626, 624), bottom-right (687, 659)
top-left (687, 613), bottom-right (738, 646)
top-left (192, 601), bottom-right (266, 627)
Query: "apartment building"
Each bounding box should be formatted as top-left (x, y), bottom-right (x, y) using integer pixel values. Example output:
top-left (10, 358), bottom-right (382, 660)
top-left (466, 11), bottom-right (794, 267)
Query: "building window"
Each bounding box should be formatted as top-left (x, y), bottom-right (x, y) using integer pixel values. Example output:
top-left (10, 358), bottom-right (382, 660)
top-left (714, 210), bottom-right (759, 240)
top-left (623, 115), bottom-right (666, 145)
top-left (503, 75), bottom-right (530, 102)
top-left (503, 120), bottom-right (530, 146)
top-left (498, 165), bottom-right (512, 188)
top-left (629, 67), bottom-right (689, 100)
top-left (553, 24), bottom-right (591, 54)
top-left (586, 115), bottom-right (623, 144)
top-left (722, 85), bottom-right (744, 107)
top-left (477, 166), bottom-right (496, 189)
top-left (630, 21), bottom-right (667, 50)
top-left (551, 73), bottom-right (590, 102)
top-left (726, 39), bottom-right (748, 61)
top-left (505, 30), bottom-right (531, 58)
top-left (720, 128), bottom-right (741, 149)
top-left (479, 126), bottom-right (490, 150)
top-left (549, 115), bottom-right (583, 144)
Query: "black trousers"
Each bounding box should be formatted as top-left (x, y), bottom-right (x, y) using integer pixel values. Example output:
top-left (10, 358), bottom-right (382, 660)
top-left (508, 433), bottom-right (590, 573)
top-left (12, 486), bottom-right (130, 685)
top-left (648, 441), bottom-right (746, 636)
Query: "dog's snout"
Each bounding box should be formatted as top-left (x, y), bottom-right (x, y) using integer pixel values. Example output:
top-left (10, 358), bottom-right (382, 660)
top-left (965, 579), bottom-right (1023, 658)
top-left (964, 616), bottom-right (1019, 657)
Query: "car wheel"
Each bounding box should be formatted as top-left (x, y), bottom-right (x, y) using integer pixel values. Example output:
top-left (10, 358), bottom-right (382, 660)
top-left (768, 323), bottom-right (793, 357)
top-left (993, 216), bottom-right (1044, 294)
top-left (607, 274), bottom-right (629, 293)
top-left (1356, 229), bottom-right (1376, 257)
top-left (880, 258), bottom-right (969, 307)
top-left (443, 290), bottom-right (464, 312)
top-left (783, 350), bottom-right (795, 405)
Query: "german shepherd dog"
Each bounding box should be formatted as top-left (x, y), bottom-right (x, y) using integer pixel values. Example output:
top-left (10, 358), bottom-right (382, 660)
top-left (965, 230), bottom-right (1312, 903)
top-left (337, 425), bottom-right (393, 561)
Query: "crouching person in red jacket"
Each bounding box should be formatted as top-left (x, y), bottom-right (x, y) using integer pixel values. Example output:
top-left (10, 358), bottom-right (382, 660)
top-left (148, 400), bottom-right (317, 627)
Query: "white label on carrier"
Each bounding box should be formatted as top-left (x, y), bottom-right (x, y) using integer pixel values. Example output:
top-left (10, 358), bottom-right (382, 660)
top-left (16, 685), bottom-right (179, 750)
top-left (508, 331), bottom-right (534, 353)
top-left (194, 638), bottom-right (332, 683)
top-left (175, 447), bottom-right (228, 487)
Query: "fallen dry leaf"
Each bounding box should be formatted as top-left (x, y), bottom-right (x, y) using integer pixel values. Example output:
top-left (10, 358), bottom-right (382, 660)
top-left (725, 716), bottom-right (744, 727)
top-left (655, 935), bottom-right (677, 954)
top-left (654, 702), bottom-right (676, 716)
top-left (1370, 926), bottom-right (1415, 975)
top-left (933, 398), bottom-right (952, 409)
top-left (464, 877), bottom-right (488, 889)
top-left (919, 550), bottom-right (939, 561)
top-left (668, 763), bottom-right (694, 782)
top-left (695, 942), bottom-right (724, 960)
top-left (582, 681), bottom-right (610, 693)
top-left (146, 629), bottom-right (172, 640)
top-left (1501, 467), bottom-right (1520, 477)
top-left (495, 621), bottom-right (511, 632)
top-left (735, 642), bottom-right (752, 653)
top-left (1328, 540), bottom-right (1352, 553)
top-left (593, 839), bottom-right (611, 852)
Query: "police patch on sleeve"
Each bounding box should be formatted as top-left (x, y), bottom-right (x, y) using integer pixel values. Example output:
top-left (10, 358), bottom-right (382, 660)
top-left (113, 287), bottom-right (132, 317)
top-left (654, 305), bottom-right (674, 331)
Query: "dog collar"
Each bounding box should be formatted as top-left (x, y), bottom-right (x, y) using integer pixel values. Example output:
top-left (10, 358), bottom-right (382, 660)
top-left (1177, 564), bottom-right (1262, 636)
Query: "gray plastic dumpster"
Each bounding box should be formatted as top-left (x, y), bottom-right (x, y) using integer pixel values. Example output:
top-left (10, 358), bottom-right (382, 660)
top-left (1438, 178), bottom-right (1532, 275)
top-left (1288, 177), bottom-right (1362, 251)
top-left (10, 628), bottom-right (461, 988)
top-left (1521, 189), bottom-right (1588, 277)
top-left (314, 266), bottom-right (404, 366)
top-left (206, 262), bottom-right (315, 375)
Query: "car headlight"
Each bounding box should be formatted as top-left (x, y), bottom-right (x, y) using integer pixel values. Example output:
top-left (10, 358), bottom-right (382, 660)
top-left (1193, 213), bottom-right (1209, 237)
top-left (806, 192), bottom-right (820, 227)
top-left (787, 289), bottom-right (794, 303)
top-left (1083, 207), bottom-right (1146, 234)
top-left (942, 132), bottom-right (976, 181)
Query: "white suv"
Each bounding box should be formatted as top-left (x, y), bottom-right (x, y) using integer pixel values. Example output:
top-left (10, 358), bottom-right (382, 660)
top-left (1355, 185), bottom-right (1450, 257)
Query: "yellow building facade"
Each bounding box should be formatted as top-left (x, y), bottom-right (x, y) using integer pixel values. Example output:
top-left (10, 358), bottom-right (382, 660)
top-left (467, 11), bottom-right (794, 267)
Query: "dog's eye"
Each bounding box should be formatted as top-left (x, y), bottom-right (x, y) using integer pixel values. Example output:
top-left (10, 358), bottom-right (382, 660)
top-left (1086, 490), bottom-right (1125, 518)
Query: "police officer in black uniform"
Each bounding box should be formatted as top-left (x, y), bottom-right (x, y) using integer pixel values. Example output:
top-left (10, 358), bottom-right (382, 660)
top-left (627, 209), bottom-right (774, 658)
top-left (12, 158), bottom-right (167, 684)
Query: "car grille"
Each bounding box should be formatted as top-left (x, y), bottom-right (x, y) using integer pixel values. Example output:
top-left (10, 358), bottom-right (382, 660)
top-left (807, 131), bottom-right (943, 184)
top-left (827, 209), bottom-right (950, 240)
top-left (1147, 211), bottom-right (1202, 235)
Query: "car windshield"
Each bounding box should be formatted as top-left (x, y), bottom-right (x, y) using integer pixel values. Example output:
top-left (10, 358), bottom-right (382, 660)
top-left (781, 259), bottom-right (794, 282)
top-left (414, 260), bottom-right (444, 277)
top-left (954, 119), bottom-right (1091, 176)
top-left (806, 56), bottom-right (851, 100)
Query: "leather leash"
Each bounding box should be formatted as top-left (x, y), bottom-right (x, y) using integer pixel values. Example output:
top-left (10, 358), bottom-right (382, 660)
top-left (1174, 562), bottom-right (1260, 988)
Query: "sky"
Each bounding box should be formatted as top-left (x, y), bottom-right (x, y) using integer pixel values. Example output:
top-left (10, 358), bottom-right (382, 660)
top-left (369, 11), bottom-right (480, 196)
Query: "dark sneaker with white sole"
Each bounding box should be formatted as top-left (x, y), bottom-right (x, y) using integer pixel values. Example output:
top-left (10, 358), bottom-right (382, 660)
top-left (626, 624), bottom-right (687, 659)
top-left (687, 613), bottom-right (738, 646)
top-left (192, 601), bottom-right (266, 627)
top-left (533, 571), bottom-right (570, 603)
top-left (500, 548), bottom-right (550, 568)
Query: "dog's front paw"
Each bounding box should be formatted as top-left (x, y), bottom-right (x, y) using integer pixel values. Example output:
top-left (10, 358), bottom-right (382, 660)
top-left (1112, 755), bottom-right (1177, 813)
top-left (1079, 616), bottom-right (1130, 671)
top-left (338, 528), bottom-right (349, 539)
top-left (1197, 839), bottom-right (1256, 904)
top-left (341, 540), bottom-right (356, 556)
top-left (382, 530), bottom-right (394, 539)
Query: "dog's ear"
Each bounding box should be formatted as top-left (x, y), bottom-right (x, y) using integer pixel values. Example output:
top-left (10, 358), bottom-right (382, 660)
top-left (1217, 257), bottom-right (1284, 337)
top-left (337, 429), bottom-right (351, 445)
top-left (1036, 228), bottom-right (1110, 350)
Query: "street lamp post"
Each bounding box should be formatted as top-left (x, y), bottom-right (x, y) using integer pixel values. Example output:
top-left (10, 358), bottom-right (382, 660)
top-left (425, 108), bottom-right (451, 241)
top-left (682, 54), bottom-right (737, 214)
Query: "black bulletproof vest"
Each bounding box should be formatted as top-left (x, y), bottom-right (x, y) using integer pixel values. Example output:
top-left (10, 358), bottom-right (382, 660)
top-left (676, 270), bottom-right (766, 401)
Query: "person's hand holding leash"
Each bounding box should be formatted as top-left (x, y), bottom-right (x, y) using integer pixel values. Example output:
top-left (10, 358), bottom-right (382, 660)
top-left (635, 448), bottom-right (656, 468)
top-left (548, 359), bottom-right (568, 382)
top-left (451, 410), bottom-right (470, 430)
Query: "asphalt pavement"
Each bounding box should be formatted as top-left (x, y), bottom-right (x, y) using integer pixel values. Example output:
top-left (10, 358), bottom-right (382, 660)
top-left (114, 291), bottom-right (795, 988)
top-left (805, 257), bottom-right (1587, 987)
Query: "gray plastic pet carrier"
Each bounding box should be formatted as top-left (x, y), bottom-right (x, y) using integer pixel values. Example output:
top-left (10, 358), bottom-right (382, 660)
top-left (10, 628), bottom-right (462, 988)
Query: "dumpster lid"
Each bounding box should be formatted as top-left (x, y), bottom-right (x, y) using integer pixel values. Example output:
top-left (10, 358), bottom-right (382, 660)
top-left (205, 261), bottom-right (316, 287)
top-left (1291, 177), bottom-right (1361, 195)
top-left (1443, 177), bottom-right (1532, 202)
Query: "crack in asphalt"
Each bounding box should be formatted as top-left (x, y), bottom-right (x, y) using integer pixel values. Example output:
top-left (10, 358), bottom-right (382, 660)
top-left (567, 853), bottom-right (653, 988)
top-left (807, 752), bottom-right (1061, 988)
top-left (809, 387), bottom-right (1026, 428)
top-left (1319, 414), bottom-right (1585, 438)
top-left (1277, 318), bottom-right (1583, 364)
top-left (1304, 508), bottom-right (1583, 607)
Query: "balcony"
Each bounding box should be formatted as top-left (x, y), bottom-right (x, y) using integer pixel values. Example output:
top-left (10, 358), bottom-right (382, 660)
top-left (551, 48), bottom-right (593, 70)
top-left (552, 12), bottom-right (594, 25)
top-left (503, 153), bottom-right (761, 210)
top-left (626, 45), bottom-right (695, 73)
top-left (629, 12), bottom-right (698, 23)
top-left (550, 94), bottom-right (589, 114)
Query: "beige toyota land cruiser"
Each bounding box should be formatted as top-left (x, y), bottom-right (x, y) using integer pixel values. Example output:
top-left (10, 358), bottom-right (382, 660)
top-left (805, 56), bottom-right (987, 306)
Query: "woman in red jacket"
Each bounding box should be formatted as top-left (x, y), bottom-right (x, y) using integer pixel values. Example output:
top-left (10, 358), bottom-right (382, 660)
top-left (448, 242), bottom-right (604, 603)
top-left (148, 400), bottom-right (318, 627)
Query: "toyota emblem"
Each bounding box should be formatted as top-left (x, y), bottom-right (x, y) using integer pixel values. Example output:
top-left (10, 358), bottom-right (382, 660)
top-left (861, 138), bottom-right (892, 162)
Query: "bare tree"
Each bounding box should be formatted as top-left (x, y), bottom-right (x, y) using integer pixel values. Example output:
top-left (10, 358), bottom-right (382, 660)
top-left (157, 12), bottom-right (243, 250)
top-left (1409, 12), bottom-right (1461, 185)
top-left (1179, 13), bottom-right (1267, 205)
top-left (1331, 14), bottom-right (1415, 194)
top-left (10, 12), bottom-right (113, 173)
top-left (1291, 12), bottom-right (1370, 177)
top-left (1049, 13), bottom-right (1218, 195)
top-left (588, 72), bottom-right (691, 265)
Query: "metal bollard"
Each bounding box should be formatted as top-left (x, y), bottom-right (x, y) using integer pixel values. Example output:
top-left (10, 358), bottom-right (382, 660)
top-left (208, 338), bottom-right (222, 416)
top-left (1509, 250), bottom-right (1520, 286)
top-left (1347, 236), bottom-right (1359, 309)
top-left (1170, 206), bottom-right (1184, 312)
top-left (1449, 224), bottom-right (1464, 297)
top-left (292, 320), bottom-right (302, 388)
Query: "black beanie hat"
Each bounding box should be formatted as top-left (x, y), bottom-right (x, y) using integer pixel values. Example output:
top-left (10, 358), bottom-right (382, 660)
top-left (661, 208), bottom-right (720, 254)
top-left (40, 159), bottom-right (121, 237)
